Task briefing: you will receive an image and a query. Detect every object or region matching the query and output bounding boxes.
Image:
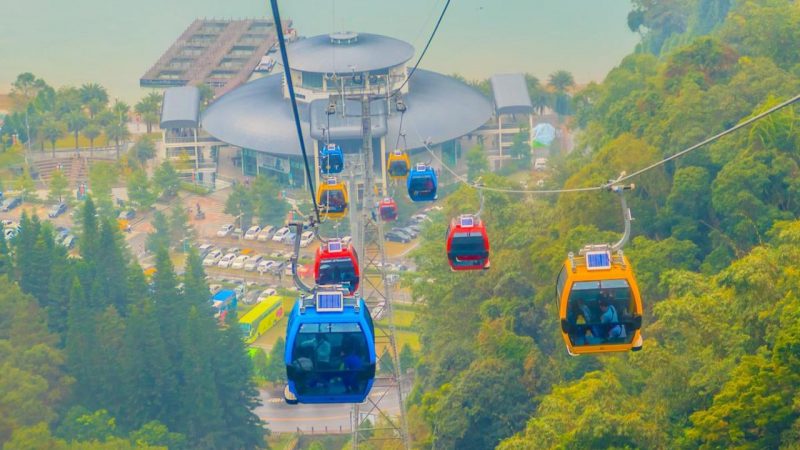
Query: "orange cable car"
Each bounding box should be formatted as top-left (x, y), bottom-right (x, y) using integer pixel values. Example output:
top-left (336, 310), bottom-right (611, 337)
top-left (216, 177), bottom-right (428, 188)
top-left (316, 177), bottom-right (348, 220)
top-left (387, 149), bottom-right (411, 180)
top-left (556, 185), bottom-right (643, 355)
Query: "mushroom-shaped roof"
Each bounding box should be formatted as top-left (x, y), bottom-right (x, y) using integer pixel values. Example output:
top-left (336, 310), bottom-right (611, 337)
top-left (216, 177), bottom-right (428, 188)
top-left (200, 69), bottom-right (492, 155)
top-left (286, 32), bottom-right (415, 74)
top-left (160, 86), bottom-right (200, 129)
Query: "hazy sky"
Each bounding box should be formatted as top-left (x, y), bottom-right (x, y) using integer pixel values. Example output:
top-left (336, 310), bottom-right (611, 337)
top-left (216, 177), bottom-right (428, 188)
top-left (0, 0), bottom-right (638, 101)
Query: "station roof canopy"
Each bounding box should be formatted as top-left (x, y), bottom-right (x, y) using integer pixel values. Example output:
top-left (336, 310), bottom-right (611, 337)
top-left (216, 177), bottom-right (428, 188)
top-left (287, 32), bottom-right (415, 74)
top-left (200, 69), bottom-right (492, 155)
top-left (160, 86), bottom-right (200, 129)
top-left (490, 73), bottom-right (533, 115)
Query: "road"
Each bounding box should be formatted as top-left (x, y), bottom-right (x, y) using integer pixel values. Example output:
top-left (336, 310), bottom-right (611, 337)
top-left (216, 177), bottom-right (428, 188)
top-left (256, 384), bottom-right (402, 434)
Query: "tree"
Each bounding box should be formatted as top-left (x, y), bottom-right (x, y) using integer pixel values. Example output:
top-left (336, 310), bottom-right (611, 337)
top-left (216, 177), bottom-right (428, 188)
top-left (65, 111), bottom-right (88, 151)
top-left (168, 203), bottom-right (188, 243)
top-left (224, 183), bottom-right (254, 230)
top-left (82, 121), bottom-right (101, 158)
top-left (15, 166), bottom-right (36, 201)
top-left (126, 170), bottom-right (156, 211)
top-left (252, 175), bottom-right (289, 226)
top-left (41, 115), bottom-right (65, 157)
top-left (104, 121), bottom-right (129, 160)
top-left (10, 73), bottom-right (48, 150)
top-left (146, 212), bottom-right (171, 253)
top-left (465, 145), bottom-right (488, 182)
top-left (399, 344), bottom-right (417, 373)
top-left (197, 83), bottom-right (215, 110)
top-left (130, 136), bottom-right (156, 167)
top-left (265, 337), bottom-right (286, 383)
top-left (135, 92), bottom-right (162, 134)
top-left (152, 161), bottom-right (180, 199)
top-left (88, 162), bottom-right (118, 214)
top-left (79, 83), bottom-right (109, 118)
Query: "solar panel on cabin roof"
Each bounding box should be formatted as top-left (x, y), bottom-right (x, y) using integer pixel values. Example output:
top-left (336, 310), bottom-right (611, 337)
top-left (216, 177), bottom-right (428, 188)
top-left (328, 241), bottom-right (342, 252)
top-left (316, 292), bottom-right (344, 312)
top-left (460, 216), bottom-right (474, 227)
top-left (585, 251), bottom-right (611, 270)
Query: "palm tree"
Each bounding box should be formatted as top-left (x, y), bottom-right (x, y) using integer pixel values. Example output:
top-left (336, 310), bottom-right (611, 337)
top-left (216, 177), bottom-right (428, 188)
top-left (83, 121), bottom-right (101, 158)
top-left (79, 83), bottom-right (109, 118)
top-left (548, 70), bottom-right (576, 93)
top-left (135, 92), bottom-right (162, 133)
top-left (41, 116), bottom-right (65, 158)
top-left (65, 111), bottom-right (88, 152)
top-left (105, 121), bottom-right (130, 159)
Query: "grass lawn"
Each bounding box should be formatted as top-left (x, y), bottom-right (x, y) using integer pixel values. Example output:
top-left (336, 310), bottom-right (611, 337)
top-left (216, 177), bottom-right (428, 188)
top-left (379, 308), bottom-right (416, 329)
top-left (266, 433), bottom-right (297, 450)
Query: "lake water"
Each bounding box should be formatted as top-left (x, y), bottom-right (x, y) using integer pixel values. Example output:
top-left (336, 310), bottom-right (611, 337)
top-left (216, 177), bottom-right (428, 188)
top-left (0, 0), bottom-right (638, 102)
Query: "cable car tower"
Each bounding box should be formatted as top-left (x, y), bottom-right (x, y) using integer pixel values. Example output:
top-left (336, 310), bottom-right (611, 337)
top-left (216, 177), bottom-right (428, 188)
top-left (344, 93), bottom-right (410, 450)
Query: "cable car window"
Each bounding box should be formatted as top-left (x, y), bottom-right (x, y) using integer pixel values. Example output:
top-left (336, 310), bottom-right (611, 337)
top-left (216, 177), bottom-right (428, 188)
top-left (289, 322), bottom-right (372, 397)
top-left (556, 266), bottom-right (567, 300)
top-left (409, 177), bottom-right (434, 192)
top-left (321, 191), bottom-right (346, 212)
top-left (450, 235), bottom-right (487, 256)
top-left (318, 259), bottom-right (358, 288)
top-left (566, 279), bottom-right (635, 347)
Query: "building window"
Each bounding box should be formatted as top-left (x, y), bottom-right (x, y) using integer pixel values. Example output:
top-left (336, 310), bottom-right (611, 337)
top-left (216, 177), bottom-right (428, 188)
top-left (302, 72), bottom-right (323, 89)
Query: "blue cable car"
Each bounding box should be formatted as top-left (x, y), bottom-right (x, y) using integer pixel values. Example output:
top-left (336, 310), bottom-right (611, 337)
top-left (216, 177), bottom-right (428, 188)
top-left (320, 143), bottom-right (344, 175)
top-left (407, 163), bottom-right (438, 202)
top-left (284, 290), bottom-right (376, 404)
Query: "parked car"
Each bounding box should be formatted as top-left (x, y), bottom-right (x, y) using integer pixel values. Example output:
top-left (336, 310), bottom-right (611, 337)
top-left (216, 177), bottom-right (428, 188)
top-left (217, 253), bottom-right (237, 268)
top-left (257, 225), bottom-right (276, 241)
top-left (61, 235), bottom-right (76, 249)
top-left (257, 259), bottom-right (276, 274)
top-left (216, 224), bottom-right (234, 237)
top-left (341, 235), bottom-right (352, 245)
top-left (208, 284), bottom-right (223, 295)
top-left (226, 247), bottom-right (241, 255)
top-left (272, 227), bottom-right (290, 242)
top-left (393, 227), bottom-right (417, 239)
top-left (244, 255), bottom-right (264, 271)
top-left (259, 287), bottom-right (278, 299)
top-left (1, 197), bottom-right (22, 212)
top-left (118, 209), bottom-right (136, 220)
top-left (283, 229), bottom-right (298, 245)
top-left (5, 228), bottom-right (18, 241)
top-left (409, 213), bottom-right (430, 224)
top-left (243, 225), bottom-right (262, 240)
top-left (406, 224), bottom-right (422, 234)
top-left (48, 202), bottom-right (67, 218)
top-left (385, 231), bottom-right (411, 243)
top-left (203, 250), bottom-right (223, 266)
top-left (390, 229), bottom-right (413, 240)
top-left (197, 243), bottom-right (215, 258)
top-left (534, 157), bottom-right (548, 171)
top-left (299, 230), bottom-right (315, 247)
top-left (231, 254), bottom-right (250, 270)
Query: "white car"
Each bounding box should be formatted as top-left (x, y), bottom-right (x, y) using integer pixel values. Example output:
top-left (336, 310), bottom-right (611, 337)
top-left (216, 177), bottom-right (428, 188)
top-left (231, 254), bottom-right (250, 270)
top-left (257, 225), bottom-right (276, 241)
top-left (257, 259), bottom-right (276, 274)
top-left (217, 253), bottom-right (237, 268)
top-left (299, 230), bottom-right (315, 247)
top-left (257, 288), bottom-right (278, 301)
top-left (243, 225), bottom-right (262, 240)
top-left (341, 235), bottom-right (352, 245)
top-left (272, 227), bottom-right (290, 242)
top-left (216, 224), bottom-right (234, 237)
top-left (208, 284), bottom-right (223, 295)
top-left (203, 250), bottom-right (223, 266)
top-left (244, 255), bottom-right (264, 271)
top-left (534, 157), bottom-right (548, 171)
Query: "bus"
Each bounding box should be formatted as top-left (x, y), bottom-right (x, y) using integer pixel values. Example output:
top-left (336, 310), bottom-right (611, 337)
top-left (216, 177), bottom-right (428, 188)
top-left (239, 296), bottom-right (284, 344)
top-left (212, 289), bottom-right (238, 319)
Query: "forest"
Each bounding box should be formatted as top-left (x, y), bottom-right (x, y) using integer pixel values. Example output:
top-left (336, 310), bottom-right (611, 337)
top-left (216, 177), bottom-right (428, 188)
top-left (0, 199), bottom-right (265, 449)
top-left (403, 0), bottom-right (800, 449)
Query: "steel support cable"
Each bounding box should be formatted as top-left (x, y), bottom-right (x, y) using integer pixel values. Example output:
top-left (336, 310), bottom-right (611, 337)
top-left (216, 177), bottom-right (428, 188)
top-left (270, 0), bottom-right (321, 224)
top-left (413, 92), bottom-right (800, 195)
top-left (389, 0), bottom-right (452, 99)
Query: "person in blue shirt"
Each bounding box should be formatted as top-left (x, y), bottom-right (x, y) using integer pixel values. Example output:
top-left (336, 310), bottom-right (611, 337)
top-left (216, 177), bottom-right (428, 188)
top-left (599, 295), bottom-right (626, 340)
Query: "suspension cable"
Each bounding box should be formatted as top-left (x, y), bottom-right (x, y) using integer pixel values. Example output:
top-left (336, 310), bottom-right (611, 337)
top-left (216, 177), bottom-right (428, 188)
top-left (412, 92), bottom-right (800, 195)
top-left (389, 0), bottom-right (451, 99)
top-left (270, 0), bottom-right (321, 224)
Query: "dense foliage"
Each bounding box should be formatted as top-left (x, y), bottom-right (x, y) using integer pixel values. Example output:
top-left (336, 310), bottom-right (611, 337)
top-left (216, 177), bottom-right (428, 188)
top-left (405, 1), bottom-right (800, 449)
top-left (0, 198), bottom-right (266, 449)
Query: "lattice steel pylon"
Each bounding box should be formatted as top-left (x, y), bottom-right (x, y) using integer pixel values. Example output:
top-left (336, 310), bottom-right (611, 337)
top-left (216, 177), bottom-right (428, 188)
top-left (348, 94), bottom-right (410, 450)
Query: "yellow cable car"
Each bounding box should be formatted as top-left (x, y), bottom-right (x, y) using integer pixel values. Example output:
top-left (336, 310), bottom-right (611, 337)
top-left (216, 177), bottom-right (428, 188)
top-left (557, 246), bottom-right (643, 355)
top-left (316, 177), bottom-right (348, 220)
top-left (387, 149), bottom-right (411, 180)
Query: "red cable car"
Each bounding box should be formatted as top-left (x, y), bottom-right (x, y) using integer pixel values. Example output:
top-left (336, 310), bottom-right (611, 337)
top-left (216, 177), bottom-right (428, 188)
top-left (313, 239), bottom-right (360, 295)
top-left (445, 215), bottom-right (490, 271)
top-left (378, 197), bottom-right (398, 222)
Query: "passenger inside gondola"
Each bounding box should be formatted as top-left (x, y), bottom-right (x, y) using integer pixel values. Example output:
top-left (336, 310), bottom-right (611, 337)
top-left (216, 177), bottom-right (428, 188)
top-left (409, 177), bottom-right (434, 198)
top-left (389, 160), bottom-right (409, 177)
top-left (317, 259), bottom-right (358, 291)
top-left (290, 323), bottom-right (372, 396)
top-left (566, 280), bottom-right (634, 346)
top-left (323, 190), bottom-right (346, 213)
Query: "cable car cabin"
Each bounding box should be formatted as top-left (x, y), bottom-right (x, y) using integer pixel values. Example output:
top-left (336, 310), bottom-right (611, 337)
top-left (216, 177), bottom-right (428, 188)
top-left (320, 143), bottom-right (344, 175)
top-left (557, 247), bottom-right (644, 355)
top-left (284, 291), bottom-right (376, 404)
top-left (378, 197), bottom-right (398, 222)
top-left (407, 163), bottom-right (438, 202)
top-left (314, 239), bottom-right (360, 295)
top-left (317, 178), bottom-right (348, 220)
top-left (446, 215), bottom-right (490, 271)
top-left (387, 150), bottom-right (411, 179)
